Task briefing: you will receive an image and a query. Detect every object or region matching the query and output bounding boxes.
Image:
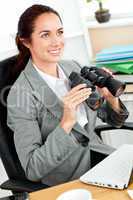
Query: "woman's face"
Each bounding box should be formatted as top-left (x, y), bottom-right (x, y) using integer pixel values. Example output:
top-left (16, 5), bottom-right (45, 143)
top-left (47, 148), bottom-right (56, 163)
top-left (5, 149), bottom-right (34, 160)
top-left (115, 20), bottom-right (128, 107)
top-left (27, 12), bottom-right (64, 64)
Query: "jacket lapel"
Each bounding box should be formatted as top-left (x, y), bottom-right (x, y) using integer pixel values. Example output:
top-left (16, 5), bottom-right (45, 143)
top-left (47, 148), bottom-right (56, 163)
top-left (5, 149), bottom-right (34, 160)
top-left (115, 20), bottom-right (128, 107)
top-left (23, 59), bottom-right (90, 139)
top-left (23, 59), bottom-right (63, 119)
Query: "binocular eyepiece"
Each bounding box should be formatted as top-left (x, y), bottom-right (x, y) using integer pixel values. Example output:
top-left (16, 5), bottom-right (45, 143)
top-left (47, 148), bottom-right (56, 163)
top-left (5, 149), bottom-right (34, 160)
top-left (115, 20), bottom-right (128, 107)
top-left (69, 66), bottom-right (126, 111)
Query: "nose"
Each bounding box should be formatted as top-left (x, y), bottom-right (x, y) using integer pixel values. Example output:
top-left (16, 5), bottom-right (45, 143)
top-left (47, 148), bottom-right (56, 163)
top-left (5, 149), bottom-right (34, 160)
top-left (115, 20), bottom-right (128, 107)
top-left (51, 35), bottom-right (61, 46)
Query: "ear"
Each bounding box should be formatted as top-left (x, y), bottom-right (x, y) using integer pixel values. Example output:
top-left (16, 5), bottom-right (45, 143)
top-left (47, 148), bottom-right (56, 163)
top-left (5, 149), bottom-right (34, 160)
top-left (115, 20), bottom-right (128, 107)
top-left (20, 38), bottom-right (31, 49)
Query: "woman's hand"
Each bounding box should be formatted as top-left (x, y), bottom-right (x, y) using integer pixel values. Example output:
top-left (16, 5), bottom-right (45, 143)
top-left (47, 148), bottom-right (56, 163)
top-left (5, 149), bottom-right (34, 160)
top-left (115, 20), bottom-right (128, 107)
top-left (60, 84), bottom-right (92, 133)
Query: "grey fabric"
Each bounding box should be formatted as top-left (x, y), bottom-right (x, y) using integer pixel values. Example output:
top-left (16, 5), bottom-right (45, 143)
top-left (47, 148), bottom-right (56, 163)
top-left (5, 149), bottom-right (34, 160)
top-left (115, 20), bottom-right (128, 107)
top-left (7, 59), bottom-right (128, 186)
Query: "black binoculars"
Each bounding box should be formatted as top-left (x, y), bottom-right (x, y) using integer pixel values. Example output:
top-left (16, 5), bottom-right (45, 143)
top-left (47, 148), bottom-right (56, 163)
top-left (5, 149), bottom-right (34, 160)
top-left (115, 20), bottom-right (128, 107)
top-left (69, 72), bottom-right (104, 111)
top-left (69, 66), bottom-right (126, 111)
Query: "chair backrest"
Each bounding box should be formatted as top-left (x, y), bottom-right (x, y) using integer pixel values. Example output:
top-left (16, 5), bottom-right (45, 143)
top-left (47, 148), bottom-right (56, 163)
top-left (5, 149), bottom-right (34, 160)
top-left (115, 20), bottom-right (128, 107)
top-left (0, 55), bottom-right (29, 181)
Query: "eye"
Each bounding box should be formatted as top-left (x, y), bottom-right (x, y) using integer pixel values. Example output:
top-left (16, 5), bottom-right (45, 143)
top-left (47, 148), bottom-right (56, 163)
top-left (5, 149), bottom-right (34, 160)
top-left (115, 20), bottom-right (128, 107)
top-left (57, 30), bottom-right (64, 36)
top-left (40, 32), bottom-right (49, 38)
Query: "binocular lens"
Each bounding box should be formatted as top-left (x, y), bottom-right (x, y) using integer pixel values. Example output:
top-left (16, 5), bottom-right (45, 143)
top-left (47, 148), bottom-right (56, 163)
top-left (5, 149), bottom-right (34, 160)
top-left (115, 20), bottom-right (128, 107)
top-left (106, 77), bottom-right (126, 97)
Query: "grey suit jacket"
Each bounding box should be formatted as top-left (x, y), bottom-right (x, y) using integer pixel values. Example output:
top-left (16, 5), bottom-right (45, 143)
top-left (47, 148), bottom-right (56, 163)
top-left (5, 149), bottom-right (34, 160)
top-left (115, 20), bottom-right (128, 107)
top-left (7, 59), bottom-right (128, 186)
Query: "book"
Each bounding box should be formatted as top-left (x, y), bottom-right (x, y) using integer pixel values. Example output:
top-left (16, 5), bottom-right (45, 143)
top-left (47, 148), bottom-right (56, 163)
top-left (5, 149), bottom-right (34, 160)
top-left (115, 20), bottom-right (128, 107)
top-left (95, 59), bottom-right (133, 65)
top-left (96, 45), bottom-right (133, 64)
top-left (96, 53), bottom-right (133, 62)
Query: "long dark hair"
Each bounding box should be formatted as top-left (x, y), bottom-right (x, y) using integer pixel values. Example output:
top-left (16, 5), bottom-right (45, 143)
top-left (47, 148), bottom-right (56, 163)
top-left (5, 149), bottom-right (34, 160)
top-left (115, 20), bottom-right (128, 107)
top-left (14, 4), bottom-right (62, 76)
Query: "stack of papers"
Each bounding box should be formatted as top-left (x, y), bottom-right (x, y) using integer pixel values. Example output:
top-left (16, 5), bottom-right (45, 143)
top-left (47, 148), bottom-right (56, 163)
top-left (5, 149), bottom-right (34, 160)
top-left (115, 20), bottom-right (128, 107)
top-left (95, 45), bottom-right (133, 74)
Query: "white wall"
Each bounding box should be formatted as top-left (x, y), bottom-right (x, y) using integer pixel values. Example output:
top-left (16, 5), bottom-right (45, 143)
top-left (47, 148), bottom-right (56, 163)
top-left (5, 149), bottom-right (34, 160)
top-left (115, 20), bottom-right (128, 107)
top-left (0, 0), bottom-right (90, 65)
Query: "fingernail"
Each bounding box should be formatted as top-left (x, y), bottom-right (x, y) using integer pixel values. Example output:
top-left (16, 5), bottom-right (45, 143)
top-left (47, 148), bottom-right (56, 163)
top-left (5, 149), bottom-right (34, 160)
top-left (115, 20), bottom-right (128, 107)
top-left (83, 83), bottom-right (87, 87)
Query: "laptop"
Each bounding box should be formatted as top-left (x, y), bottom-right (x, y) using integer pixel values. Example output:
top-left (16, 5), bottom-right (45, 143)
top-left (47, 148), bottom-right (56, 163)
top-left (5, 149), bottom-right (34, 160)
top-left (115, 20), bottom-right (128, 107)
top-left (80, 144), bottom-right (133, 189)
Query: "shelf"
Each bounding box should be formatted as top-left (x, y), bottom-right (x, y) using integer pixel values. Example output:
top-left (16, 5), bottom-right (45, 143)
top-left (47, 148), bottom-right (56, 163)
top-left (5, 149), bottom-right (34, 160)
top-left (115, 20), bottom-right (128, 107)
top-left (115, 74), bottom-right (133, 94)
top-left (124, 84), bottom-right (133, 93)
top-left (86, 17), bottom-right (133, 29)
top-left (121, 92), bottom-right (133, 102)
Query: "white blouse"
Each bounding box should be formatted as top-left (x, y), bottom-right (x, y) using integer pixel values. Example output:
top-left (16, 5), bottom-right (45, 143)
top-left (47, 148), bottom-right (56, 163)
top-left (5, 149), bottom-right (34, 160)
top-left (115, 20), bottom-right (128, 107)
top-left (33, 63), bottom-right (88, 127)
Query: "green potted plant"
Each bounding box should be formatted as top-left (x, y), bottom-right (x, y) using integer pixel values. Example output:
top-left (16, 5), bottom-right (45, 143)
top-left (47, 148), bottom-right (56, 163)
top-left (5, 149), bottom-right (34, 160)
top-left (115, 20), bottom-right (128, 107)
top-left (86, 0), bottom-right (111, 23)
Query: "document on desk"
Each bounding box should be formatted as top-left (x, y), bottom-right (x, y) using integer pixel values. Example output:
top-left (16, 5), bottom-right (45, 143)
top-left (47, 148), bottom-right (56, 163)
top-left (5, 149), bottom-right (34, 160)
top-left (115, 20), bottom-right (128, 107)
top-left (80, 144), bottom-right (133, 190)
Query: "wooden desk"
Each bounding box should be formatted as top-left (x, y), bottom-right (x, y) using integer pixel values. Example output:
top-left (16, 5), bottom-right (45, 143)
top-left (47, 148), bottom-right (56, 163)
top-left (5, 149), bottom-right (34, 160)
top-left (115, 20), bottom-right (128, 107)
top-left (30, 179), bottom-right (133, 200)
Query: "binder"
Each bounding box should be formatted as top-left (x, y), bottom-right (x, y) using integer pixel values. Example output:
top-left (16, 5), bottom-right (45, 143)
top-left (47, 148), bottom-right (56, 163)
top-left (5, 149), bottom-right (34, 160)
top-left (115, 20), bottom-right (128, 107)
top-left (96, 62), bottom-right (133, 74)
top-left (95, 45), bottom-right (133, 74)
top-left (97, 45), bottom-right (133, 56)
top-left (96, 53), bottom-right (133, 62)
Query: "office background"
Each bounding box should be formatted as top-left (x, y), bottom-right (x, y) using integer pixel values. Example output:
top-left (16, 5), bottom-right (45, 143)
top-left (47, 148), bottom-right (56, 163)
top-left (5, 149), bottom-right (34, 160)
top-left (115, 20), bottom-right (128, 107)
top-left (0, 0), bottom-right (133, 197)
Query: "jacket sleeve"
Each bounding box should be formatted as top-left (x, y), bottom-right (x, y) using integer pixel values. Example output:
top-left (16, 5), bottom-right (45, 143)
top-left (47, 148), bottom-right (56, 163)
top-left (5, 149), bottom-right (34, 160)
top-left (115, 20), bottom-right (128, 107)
top-left (7, 86), bottom-right (79, 182)
top-left (97, 99), bottom-right (129, 128)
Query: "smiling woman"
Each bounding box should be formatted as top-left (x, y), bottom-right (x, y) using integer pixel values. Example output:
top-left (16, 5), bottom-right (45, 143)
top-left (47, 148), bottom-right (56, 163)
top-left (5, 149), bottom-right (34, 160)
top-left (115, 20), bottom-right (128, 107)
top-left (7, 4), bottom-right (128, 187)
top-left (20, 12), bottom-right (64, 76)
top-left (15, 4), bottom-right (64, 77)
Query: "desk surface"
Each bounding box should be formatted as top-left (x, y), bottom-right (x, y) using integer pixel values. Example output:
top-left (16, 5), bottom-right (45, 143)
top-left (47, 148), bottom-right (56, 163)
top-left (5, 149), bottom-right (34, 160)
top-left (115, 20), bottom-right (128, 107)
top-left (30, 179), bottom-right (133, 200)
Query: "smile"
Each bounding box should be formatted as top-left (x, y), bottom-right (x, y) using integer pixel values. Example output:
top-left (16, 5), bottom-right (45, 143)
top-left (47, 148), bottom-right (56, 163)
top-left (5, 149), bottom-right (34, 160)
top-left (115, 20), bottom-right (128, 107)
top-left (48, 49), bottom-right (61, 55)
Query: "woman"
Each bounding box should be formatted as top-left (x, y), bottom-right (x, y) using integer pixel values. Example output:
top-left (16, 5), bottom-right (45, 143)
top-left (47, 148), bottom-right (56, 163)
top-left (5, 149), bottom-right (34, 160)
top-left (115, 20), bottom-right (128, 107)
top-left (7, 4), bottom-right (128, 186)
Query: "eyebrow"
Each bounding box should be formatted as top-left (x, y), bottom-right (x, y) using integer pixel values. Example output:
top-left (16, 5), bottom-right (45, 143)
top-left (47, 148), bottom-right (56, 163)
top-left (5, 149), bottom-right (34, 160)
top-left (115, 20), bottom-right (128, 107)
top-left (39, 27), bottom-right (64, 34)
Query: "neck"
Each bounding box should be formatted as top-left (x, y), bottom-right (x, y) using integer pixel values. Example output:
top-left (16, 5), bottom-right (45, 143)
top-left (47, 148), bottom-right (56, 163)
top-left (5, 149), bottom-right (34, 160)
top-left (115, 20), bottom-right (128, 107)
top-left (32, 59), bottom-right (58, 77)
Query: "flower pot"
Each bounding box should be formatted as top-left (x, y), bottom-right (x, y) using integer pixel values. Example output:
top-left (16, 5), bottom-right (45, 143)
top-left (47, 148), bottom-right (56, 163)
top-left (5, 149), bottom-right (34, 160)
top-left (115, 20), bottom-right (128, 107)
top-left (95, 9), bottom-right (111, 23)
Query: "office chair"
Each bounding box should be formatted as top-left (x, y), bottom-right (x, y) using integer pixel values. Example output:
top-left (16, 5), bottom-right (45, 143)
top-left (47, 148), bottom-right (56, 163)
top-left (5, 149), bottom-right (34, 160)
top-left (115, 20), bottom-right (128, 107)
top-left (95, 122), bottom-right (133, 138)
top-left (90, 122), bottom-right (133, 168)
top-left (0, 55), bottom-right (49, 193)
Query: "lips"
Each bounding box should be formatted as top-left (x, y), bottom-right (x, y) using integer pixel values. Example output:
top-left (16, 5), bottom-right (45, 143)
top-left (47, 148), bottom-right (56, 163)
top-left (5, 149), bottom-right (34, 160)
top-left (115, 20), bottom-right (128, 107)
top-left (48, 49), bottom-right (61, 56)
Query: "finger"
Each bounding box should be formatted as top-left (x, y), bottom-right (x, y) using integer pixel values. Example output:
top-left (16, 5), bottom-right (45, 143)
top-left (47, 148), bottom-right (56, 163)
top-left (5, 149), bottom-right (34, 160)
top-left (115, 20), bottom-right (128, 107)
top-left (63, 89), bottom-right (91, 109)
top-left (72, 90), bottom-right (91, 104)
top-left (68, 83), bottom-right (87, 95)
top-left (64, 88), bottom-right (92, 103)
top-left (73, 92), bottom-right (91, 107)
top-left (66, 87), bottom-right (92, 99)
top-left (102, 67), bottom-right (113, 76)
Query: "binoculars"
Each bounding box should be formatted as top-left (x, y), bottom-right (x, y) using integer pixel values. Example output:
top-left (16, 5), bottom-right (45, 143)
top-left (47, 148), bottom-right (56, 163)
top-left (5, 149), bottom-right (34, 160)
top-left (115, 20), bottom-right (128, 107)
top-left (69, 66), bottom-right (126, 111)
